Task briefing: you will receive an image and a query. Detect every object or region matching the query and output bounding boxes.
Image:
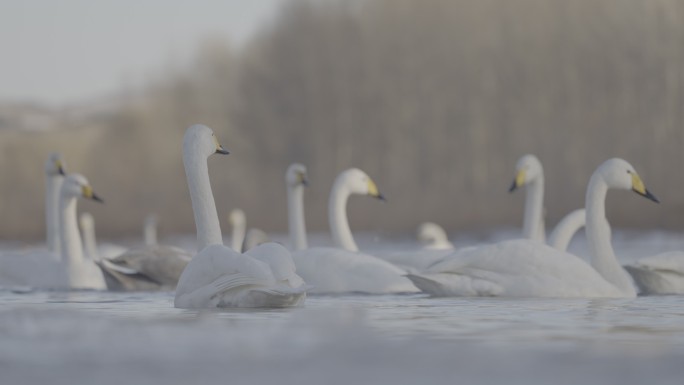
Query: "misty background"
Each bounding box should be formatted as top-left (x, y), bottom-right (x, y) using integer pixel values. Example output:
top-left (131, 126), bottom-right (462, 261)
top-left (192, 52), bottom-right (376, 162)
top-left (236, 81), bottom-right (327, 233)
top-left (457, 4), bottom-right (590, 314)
top-left (1, 0), bottom-right (683, 241)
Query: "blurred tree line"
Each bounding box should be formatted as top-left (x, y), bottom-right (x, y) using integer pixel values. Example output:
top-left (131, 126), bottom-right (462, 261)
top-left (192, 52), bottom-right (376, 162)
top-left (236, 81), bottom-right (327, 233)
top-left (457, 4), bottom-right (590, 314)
top-left (1, 0), bottom-right (684, 240)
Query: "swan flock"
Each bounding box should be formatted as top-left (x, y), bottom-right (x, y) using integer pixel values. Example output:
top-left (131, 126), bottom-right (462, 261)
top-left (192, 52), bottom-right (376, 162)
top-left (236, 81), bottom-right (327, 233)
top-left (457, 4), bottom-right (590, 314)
top-left (2, 123), bottom-right (683, 307)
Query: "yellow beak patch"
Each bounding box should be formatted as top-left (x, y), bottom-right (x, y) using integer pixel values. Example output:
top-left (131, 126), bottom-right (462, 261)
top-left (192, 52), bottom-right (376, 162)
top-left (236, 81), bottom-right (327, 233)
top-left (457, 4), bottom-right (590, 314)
top-left (82, 185), bottom-right (94, 199)
top-left (631, 173), bottom-right (646, 195)
top-left (515, 169), bottom-right (527, 188)
top-left (367, 179), bottom-right (380, 197)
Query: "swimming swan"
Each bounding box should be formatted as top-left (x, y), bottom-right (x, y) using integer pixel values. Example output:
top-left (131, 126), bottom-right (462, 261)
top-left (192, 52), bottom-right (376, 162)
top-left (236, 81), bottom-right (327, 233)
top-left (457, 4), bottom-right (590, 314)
top-left (174, 125), bottom-right (308, 308)
top-left (406, 158), bottom-right (658, 298)
top-left (508, 154), bottom-right (546, 242)
top-left (417, 222), bottom-right (454, 250)
top-left (287, 166), bottom-right (419, 294)
top-left (624, 252), bottom-right (684, 295)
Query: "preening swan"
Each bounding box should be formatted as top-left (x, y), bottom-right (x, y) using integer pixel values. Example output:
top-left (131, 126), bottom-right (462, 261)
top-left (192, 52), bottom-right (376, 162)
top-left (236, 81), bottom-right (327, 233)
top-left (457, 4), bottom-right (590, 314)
top-left (548, 209), bottom-right (586, 252)
top-left (289, 167), bottom-right (419, 294)
top-left (228, 209), bottom-right (246, 252)
top-left (417, 222), bottom-right (454, 250)
top-left (174, 125), bottom-right (308, 308)
top-left (509, 154), bottom-right (546, 242)
top-left (406, 158), bottom-right (658, 298)
top-left (624, 252), bottom-right (684, 295)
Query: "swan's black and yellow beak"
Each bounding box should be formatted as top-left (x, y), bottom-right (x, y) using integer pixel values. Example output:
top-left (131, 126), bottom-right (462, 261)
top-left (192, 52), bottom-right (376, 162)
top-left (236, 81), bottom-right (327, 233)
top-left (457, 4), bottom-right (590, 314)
top-left (631, 173), bottom-right (659, 203)
top-left (367, 179), bottom-right (386, 201)
top-left (508, 169), bottom-right (526, 193)
top-left (82, 185), bottom-right (104, 204)
top-left (297, 172), bottom-right (309, 187)
top-left (56, 160), bottom-right (66, 176)
top-left (215, 144), bottom-right (230, 155)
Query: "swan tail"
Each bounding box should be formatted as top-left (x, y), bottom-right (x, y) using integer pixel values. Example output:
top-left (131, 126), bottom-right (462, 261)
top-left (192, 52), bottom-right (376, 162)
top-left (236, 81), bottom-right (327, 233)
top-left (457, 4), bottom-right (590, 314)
top-left (624, 264), bottom-right (684, 295)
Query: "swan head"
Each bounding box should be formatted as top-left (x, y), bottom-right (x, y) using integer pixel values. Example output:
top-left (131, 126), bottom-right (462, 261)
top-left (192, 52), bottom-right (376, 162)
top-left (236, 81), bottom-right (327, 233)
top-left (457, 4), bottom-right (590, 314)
top-left (62, 174), bottom-right (104, 203)
top-left (597, 158), bottom-right (659, 203)
top-left (183, 124), bottom-right (230, 158)
top-left (45, 152), bottom-right (66, 176)
top-left (417, 222), bottom-right (448, 246)
top-left (228, 208), bottom-right (246, 228)
top-left (286, 163), bottom-right (309, 187)
top-left (338, 168), bottom-right (385, 201)
top-left (509, 154), bottom-right (543, 192)
top-left (79, 212), bottom-right (95, 231)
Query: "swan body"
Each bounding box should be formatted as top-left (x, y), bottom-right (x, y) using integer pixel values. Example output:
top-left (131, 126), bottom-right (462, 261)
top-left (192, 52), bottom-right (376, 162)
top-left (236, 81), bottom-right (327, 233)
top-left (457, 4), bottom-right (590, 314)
top-left (287, 166), bottom-right (418, 294)
top-left (417, 222), bottom-right (454, 250)
top-left (624, 252), bottom-right (684, 295)
top-left (174, 124), bottom-right (308, 308)
top-left (548, 209), bottom-right (586, 252)
top-left (509, 154), bottom-right (545, 242)
top-left (408, 158), bottom-right (657, 298)
top-left (97, 245), bottom-right (191, 291)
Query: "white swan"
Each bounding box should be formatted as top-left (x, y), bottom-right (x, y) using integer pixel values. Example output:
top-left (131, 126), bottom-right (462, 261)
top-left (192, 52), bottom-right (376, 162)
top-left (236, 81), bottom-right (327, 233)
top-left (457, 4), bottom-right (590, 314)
top-left (1, 174), bottom-right (107, 290)
top-left (509, 154), bottom-right (546, 242)
top-left (406, 158), bottom-right (658, 298)
top-left (174, 125), bottom-right (308, 308)
top-left (548, 209), bottom-right (586, 252)
top-left (624, 253), bottom-right (684, 295)
top-left (228, 209), bottom-right (246, 252)
top-left (288, 166), bottom-right (419, 294)
top-left (416, 222), bottom-right (454, 250)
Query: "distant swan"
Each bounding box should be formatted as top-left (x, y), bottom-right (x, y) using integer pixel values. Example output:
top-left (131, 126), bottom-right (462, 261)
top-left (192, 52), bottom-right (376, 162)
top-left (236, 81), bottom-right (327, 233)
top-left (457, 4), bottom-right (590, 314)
top-left (509, 154), bottom-right (546, 242)
top-left (228, 209), bottom-right (246, 252)
top-left (79, 213), bottom-right (127, 261)
top-left (406, 158), bottom-right (658, 298)
top-left (45, 152), bottom-right (67, 254)
top-left (244, 228), bottom-right (271, 251)
top-left (416, 222), bottom-right (454, 250)
top-left (287, 165), bottom-right (419, 294)
top-left (624, 252), bottom-right (684, 295)
top-left (174, 125), bottom-right (308, 308)
top-left (1, 174), bottom-right (107, 290)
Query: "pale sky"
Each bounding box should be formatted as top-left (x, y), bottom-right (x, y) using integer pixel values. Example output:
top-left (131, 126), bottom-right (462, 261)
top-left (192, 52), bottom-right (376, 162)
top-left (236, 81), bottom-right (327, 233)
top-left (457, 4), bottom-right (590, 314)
top-left (0, 0), bottom-right (283, 106)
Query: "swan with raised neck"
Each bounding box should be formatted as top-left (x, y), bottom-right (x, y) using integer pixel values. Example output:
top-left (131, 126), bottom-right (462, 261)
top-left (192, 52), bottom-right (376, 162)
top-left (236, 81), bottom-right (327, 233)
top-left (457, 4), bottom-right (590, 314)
top-left (329, 168), bottom-right (385, 252)
top-left (286, 163), bottom-right (309, 251)
top-left (45, 153), bottom-right (66, 253)
top-left (58, 173), bottom-right (105, 288)
top-left (585, 158), bottom-right (658, 295)
top-left (509, 154), bottom-right (545, 242)
top-left (183, 124), bottom-right (230, 252)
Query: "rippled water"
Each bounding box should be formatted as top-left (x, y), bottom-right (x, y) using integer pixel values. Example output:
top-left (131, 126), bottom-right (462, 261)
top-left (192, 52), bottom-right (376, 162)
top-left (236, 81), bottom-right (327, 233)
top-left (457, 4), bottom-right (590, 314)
top-left (3, 230), bottom-right (684, 384)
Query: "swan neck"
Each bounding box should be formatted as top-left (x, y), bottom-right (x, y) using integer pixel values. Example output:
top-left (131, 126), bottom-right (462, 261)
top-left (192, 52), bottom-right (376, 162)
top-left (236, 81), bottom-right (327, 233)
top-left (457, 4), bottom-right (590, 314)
top-left (585, 174), bottom-right (636, 295)
top-left (59, 194), bottom-right (85, 276)
top-left (184, 145), bottom-right (223, 252)
top-left (144, 222), bottom-right (157, 246)
top-left (523, 177), bottom-right (545, 242)
top-left (287, 184), bottom-right (308, 251)
top-left (46, 174), bottom-right (63, 253)
top-left (548, 209), bottom-right (585, 252)
top-left (231, 220), bottom-right (245, 252)
top-left (329, 180), bottom-right (358, 252)
top-left (82, 222), bottom-right (99, 261)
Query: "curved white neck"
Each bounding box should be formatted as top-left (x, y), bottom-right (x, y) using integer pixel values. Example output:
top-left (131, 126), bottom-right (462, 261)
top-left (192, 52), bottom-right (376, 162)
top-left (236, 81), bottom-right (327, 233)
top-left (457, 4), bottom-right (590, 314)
top-left (585, 175), bottom-right (635, 295)
top-left (287, 183), bottom-right (308, 251)
top-left (548, 209), bottom-right (585, 252)
top-left (58, 193), bottom-right (86, 287)
top-left (81, 222), bottom-right (99, 261)
top-left (184, 145), bottom-right (223, 252)
top-left (144, 221), bottom-right (157, 246)
top-left (231, 220), bottom-right (245, 252)
top-left (46, 174), bottom-right (63, 253)
top-left (523, 177), bottom-right (545, 242)
top-left (329, 180), bottom-right (357, 252)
